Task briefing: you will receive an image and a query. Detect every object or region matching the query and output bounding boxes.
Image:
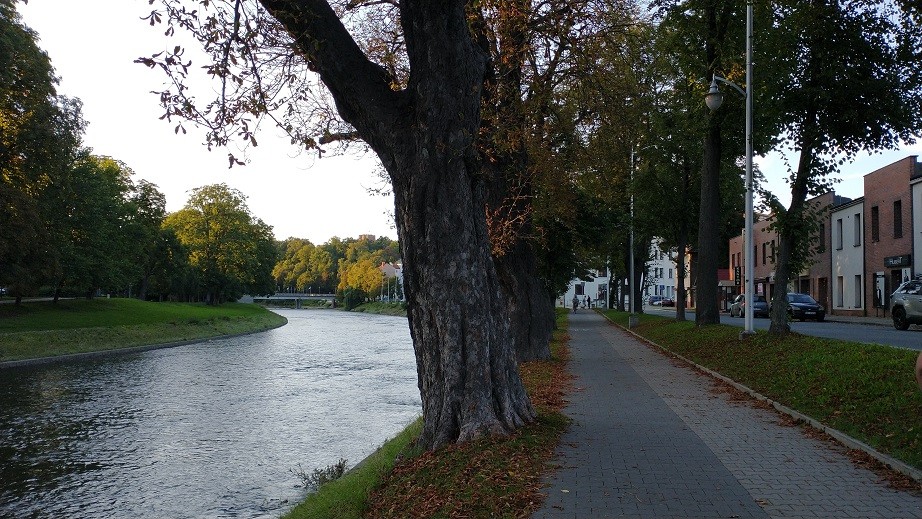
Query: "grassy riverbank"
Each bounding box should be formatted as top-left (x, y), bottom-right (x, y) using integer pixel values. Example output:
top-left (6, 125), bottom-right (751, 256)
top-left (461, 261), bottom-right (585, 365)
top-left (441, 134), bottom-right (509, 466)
top-left (0, 299), bottom-right (286, 363)
top-left (283, 308), bottom-right (572, 519)
top-left (351, 302), bottom-right (407, 317)
top-left (603, 310), bottom-right (922, 472)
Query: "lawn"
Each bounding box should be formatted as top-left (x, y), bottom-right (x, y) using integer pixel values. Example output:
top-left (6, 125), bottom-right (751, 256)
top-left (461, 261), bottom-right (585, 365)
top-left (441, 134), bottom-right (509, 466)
top-left (0, 298), bottom-right (286, 362)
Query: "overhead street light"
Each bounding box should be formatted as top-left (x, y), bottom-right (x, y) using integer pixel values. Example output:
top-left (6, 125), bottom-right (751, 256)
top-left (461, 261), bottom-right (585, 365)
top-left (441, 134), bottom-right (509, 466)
top-left (706, 0), bottom-right (755, 339)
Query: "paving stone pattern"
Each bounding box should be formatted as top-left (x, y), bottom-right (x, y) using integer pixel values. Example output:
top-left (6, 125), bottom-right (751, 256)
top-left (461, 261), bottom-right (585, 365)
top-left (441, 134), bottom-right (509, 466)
top-left (534, 311), bottom-right (922, 519)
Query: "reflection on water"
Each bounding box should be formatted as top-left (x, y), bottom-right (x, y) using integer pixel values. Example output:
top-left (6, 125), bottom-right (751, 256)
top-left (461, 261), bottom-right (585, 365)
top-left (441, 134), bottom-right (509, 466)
top-left (0, 310), bottom-right (420, 519)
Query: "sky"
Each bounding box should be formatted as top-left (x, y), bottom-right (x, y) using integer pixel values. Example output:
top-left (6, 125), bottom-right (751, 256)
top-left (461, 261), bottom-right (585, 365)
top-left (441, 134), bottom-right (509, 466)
top-left (18, 0), bottom-right (398, 244)
top-left (17, 1), bottom-right (922, 240)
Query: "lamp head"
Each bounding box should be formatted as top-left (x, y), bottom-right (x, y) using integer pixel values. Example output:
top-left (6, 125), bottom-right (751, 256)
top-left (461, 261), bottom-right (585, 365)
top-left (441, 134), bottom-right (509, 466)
top-left (705, 76), bottom-right (724, 111)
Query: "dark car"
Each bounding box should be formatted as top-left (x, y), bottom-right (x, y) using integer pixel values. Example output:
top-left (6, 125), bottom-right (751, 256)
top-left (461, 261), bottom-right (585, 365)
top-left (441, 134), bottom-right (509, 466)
top-left (661, 297), bottom-right (675, 307)
top-left (783, 292), bottom-right (825, 321)
top-left (889, 279), bottom-right (922, 330)
top-left (647, 295), bottom-right (666, 306)
top-left (729, 293), bottom-right (769, 318)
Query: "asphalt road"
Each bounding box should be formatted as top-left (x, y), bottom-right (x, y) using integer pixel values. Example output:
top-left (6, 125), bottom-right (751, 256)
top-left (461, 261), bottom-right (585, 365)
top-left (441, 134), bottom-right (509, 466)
top-left (643, 306), bottom-right (922, 352)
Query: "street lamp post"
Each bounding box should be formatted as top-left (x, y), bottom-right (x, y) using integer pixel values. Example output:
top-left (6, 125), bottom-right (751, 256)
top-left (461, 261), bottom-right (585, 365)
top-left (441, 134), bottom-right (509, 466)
top-left (705, 0), bottom-right (754, 338)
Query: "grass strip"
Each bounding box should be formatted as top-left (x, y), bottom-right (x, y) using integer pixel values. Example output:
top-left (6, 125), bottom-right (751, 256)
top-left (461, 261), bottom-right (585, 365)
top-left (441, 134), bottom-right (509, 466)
top-left (283, 420), bottom-right (424, 519)
top-left (0, 299), bottom-right (286, 362)
top-left (350, 302), bottom-right (408, 317)
top-left (604, 310), bottom-right (922, 470)
top-left (284, 308), bottom-right (572, 519)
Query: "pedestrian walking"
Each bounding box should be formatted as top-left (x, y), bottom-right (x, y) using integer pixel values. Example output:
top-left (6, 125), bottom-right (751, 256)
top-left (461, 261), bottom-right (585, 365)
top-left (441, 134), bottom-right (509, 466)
top-left (572, 295), bottom-right (578, 313)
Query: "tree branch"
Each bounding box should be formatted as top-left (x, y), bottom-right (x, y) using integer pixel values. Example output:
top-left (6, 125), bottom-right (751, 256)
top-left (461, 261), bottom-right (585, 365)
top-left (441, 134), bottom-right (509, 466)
top-left (257, 0), bottom-right (407, 140)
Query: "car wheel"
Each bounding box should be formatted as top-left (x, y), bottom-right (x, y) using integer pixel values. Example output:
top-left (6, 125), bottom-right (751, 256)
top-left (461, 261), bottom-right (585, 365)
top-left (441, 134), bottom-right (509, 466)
top-left (893, 307), bottom-right (910, 331)
top-left (816, 315), bottom-right (824, 322)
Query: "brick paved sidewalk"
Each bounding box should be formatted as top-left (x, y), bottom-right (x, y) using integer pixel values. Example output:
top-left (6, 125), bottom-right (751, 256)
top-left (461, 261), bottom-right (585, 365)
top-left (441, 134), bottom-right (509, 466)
top-left (534, 310), bottom-right (922, 519)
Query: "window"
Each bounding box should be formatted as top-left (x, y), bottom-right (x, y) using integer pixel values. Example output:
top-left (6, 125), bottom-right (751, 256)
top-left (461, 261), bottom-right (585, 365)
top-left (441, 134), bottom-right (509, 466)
top-left (835, 218), bottom-right (844, 250)
top-left (668, 268), bottom-right (673, 279)
top-left (770, 240), bottom-right (776, 264)
top-left (854, 214), bottom-right (861, 246)
top-left (762, 243), bottom-right (767, 265)
top-left (753, 245), bottom-right (758, 266)
top-left (818, 223), bottom-right (826, 252)
top-left (854, 275), bottom-right (862, 308)
top-left (894, 200), bottom-right (903, 238)
top-left (871, 206), bottom-right (880, 242)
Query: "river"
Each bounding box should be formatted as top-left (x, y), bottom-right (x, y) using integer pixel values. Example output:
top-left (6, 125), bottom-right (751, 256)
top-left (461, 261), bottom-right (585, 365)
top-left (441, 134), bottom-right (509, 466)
top-left (0, 309), bottom-right (420, 519)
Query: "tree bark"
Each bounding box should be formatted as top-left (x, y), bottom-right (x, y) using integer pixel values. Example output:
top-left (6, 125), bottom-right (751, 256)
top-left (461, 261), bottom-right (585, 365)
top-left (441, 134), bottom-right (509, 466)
top-left (674, 157), bottom-right (692, 322)
top-left (494, 239), bottom-right (554, 362)
top-left (478, 0), bottom-right (553, 363)
top-left (675, 231), bottom-right (688, 322)
top-left (260, 0), bottom-right (535, 450)
top-left (696, 113), bottom-right (721, 325)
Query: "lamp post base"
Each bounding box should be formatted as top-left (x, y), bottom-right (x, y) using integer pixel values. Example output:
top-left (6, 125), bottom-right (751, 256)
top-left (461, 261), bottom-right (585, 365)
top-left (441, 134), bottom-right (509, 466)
top-left (629, 314), bottom-right (639, 328)
top-left (739, 329), bottom-right (756, 340)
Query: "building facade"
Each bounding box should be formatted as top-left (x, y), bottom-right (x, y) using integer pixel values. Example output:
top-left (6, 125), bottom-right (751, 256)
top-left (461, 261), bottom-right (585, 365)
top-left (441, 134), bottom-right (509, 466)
top-left (830, 198), bottom-right (864, 315)
top-left (728, 155), bottom-right (922, 318)
top-left (864, 157), bottom-right (917, 316)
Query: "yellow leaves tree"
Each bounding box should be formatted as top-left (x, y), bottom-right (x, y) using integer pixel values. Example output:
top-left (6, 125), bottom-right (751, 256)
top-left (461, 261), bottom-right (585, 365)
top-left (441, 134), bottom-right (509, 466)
top-left (337, 257), bottom-right (384, 298)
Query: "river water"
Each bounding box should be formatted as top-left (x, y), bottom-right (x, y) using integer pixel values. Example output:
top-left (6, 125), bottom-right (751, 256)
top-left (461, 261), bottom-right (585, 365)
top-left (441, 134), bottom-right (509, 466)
top-left (0, 309), bottom-right (420, 519)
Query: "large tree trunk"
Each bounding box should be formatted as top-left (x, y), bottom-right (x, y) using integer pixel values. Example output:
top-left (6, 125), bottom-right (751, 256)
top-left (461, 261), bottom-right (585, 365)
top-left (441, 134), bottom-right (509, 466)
top-left (260, 0), bottom-right (535, 450)
top-left (696, 114), bottom-right (721, 325)
top-left (393, 161), bottom-right (535, 448)
top-left (479, 0), bottom-right (553, 363)
top-left (494, 241), bottom-right (554, 362)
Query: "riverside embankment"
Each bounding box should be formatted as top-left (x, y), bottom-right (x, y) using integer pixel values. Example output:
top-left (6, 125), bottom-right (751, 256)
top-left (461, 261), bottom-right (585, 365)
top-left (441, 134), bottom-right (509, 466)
top-left (0, 307), bottom-right (419, 519)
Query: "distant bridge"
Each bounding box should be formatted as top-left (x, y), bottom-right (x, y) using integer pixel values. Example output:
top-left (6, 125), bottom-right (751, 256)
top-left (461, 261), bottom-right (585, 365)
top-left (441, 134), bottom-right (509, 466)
top-left (247, 293), bottom-right (337, 309)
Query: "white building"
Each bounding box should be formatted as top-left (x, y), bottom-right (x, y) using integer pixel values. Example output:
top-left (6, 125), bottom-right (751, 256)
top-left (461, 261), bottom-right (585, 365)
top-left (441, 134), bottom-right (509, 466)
top-left (644, 238), bottom-right (679, 303)
top-left (831, 199), bottom-right (865, 311)
top-left (560, 268), bottom-right (610, 309)
top-left (379, 262), bottom-right (404, 301)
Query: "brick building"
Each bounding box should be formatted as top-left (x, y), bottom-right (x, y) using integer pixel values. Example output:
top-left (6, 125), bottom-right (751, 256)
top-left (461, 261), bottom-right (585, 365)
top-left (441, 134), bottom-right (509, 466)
top-left (728, 192), bottom-right (843, 310)
top-left (864, 157), bottom-right (919, 316)
top-left (728, 155), bottom-right (922, 318)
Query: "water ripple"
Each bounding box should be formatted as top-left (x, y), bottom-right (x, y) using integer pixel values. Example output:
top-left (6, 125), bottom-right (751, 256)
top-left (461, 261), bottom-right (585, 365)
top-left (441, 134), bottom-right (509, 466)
top-left (0, 309), bottom-right (420, 518)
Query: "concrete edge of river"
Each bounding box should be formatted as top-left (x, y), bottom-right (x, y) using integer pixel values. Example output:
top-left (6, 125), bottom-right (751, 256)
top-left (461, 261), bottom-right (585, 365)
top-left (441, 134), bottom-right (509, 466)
top-left (0, 317), bottom-right (289, 370)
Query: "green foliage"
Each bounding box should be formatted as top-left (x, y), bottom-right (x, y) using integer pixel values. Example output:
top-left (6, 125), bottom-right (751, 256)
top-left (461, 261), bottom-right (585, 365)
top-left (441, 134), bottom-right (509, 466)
top-left (603, 310), bottom-right (922, 470)
top-left (341, 288), bottom-right (366, 311)
top-left (164, 184), bottom-right (278, 304)
top-left (0, 2), bottom-right (85, 298)
top-left (292, 459), bottom-right (349, 491)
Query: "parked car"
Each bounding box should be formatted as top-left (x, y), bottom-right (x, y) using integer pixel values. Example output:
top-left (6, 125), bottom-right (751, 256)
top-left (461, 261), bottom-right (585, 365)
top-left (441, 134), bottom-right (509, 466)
top-left (647, 295), bottom-right (666, 306)
top-left (780, 292), bottom-right (825, 321)
top-left (661, 297), bottom-right (675, 307)
top-left (889, 278), bottom-right (922, 330)
top-left (729, 293), bottom-right (769, 318)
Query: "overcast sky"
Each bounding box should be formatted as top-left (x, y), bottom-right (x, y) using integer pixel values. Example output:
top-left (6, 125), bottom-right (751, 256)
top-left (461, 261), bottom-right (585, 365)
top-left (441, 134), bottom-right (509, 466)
top-left (18, 1), bottom-right (922, 240)
top-left (18, 0), bottom-right (398, 244)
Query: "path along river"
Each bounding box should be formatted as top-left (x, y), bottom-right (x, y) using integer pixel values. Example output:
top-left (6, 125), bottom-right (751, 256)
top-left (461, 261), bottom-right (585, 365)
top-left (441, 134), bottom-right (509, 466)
top-left (0, 309), bottom-right (420, 519)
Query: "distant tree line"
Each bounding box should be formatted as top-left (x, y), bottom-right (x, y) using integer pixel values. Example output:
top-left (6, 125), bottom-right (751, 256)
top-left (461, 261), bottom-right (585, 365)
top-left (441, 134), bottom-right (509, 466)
top-left (272, 235), bottom-right (401, 308)
top-left (0, 4), bottom-right (276, 304)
